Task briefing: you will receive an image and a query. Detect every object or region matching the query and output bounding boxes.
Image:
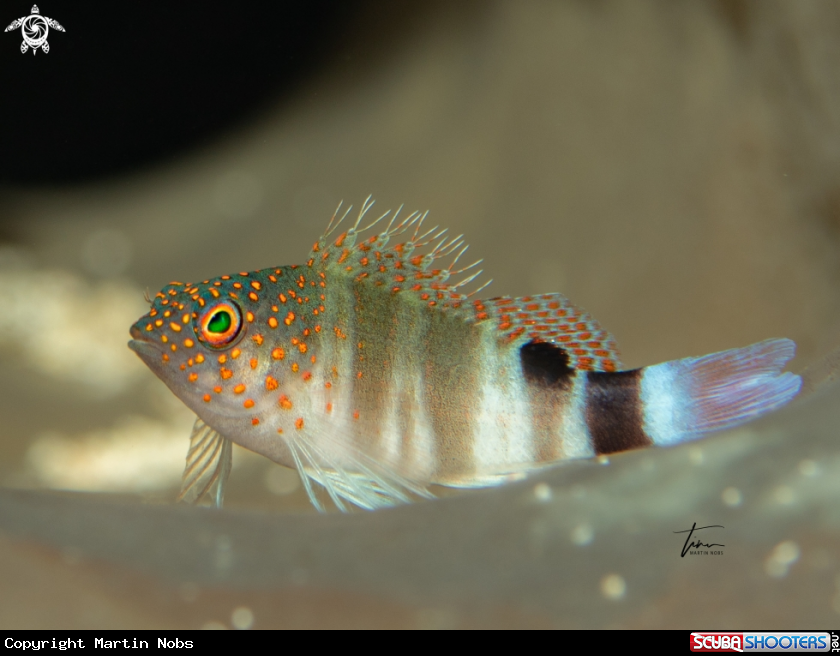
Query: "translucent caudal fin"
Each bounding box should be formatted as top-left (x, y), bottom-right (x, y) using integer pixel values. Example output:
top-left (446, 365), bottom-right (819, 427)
top-left (640, 338), bottom-right (801, 446)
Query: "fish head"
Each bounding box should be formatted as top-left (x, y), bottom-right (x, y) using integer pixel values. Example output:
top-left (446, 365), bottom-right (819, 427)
top-left (129, 270), bottom-right (304, 431)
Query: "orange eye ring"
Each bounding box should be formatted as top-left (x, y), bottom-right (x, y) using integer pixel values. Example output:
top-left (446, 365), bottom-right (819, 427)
top-left (197, 300), bottom-right (243, 348)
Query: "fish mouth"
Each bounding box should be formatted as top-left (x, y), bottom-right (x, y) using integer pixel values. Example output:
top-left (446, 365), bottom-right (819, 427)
top-left (128, 338), bottom-right (162, 362)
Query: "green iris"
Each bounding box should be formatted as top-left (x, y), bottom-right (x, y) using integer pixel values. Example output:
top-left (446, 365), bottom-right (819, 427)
top-left (207, 310), bottom-right (232, 334)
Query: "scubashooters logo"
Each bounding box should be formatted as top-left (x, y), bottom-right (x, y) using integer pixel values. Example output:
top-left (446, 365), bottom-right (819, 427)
top-left (4, 5), bottom-right (64, 54)
top-left (690, 632), bottom-right (831, 652)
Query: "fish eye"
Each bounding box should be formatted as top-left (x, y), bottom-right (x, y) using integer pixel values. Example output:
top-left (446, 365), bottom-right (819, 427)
top-left (197, 300), bottom-right (243, 348)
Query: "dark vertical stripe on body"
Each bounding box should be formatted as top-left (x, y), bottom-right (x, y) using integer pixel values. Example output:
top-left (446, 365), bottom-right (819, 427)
top-left (421, 303), bottom-right (483, 480)
top-left (520, 341), bottom-right (575, 461)
top-left (585, 369), bottom-right (651, 455)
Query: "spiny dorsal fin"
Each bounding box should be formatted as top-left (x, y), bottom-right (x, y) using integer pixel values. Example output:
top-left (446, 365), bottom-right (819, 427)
top-left (473, 293), bottom-right (622, 372)
top-left (308, 197), bottom-right (489, 315)
top-left (178, 417), bottom-right (232, 508)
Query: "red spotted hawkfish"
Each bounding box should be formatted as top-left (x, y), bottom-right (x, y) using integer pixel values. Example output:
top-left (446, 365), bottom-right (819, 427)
top-left (129, 198), bottom-right (802, 511)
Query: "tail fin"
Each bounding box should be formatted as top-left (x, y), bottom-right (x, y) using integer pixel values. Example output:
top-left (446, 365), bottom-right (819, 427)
top-left (640, 338), bottom-right (801, 446)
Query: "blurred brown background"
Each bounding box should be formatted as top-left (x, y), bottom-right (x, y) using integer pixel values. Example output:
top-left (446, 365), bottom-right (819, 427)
top-left (1, 0), bottom-right (839, 629)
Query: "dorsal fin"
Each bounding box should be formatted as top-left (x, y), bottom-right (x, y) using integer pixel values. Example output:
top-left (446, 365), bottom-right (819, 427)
top-left (473, 293), bottom-right (622, 372)
top-left (307, 199), bottom-right (621, 372)
top-left (308, 197), bottom-right (489, 315)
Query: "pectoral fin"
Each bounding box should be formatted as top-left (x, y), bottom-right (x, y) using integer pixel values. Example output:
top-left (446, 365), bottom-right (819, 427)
top-left (177, 417), bottom-right (232, 508)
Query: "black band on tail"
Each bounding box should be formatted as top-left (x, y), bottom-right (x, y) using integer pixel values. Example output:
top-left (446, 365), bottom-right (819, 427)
top-left (585, 370), bottom-right (651, 455)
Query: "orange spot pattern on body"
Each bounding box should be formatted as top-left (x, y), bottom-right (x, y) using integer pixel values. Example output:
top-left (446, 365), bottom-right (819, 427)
top-left (279, 395), bottom-right (292, 410)
top-left (233, 384), bottom-right (246, 394)
top-left (295, 418), bottom-right (304, 430)
top-left (220, 368), bottom-right (233, 380)
top-left (265, 376), bottom-right (278, 391)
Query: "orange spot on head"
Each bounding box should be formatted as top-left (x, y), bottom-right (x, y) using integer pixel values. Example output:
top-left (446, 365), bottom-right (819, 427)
top-left (195, 353), bottom-right (205, 364)
top-left (325, 381), bottom-right (332, 389)
top-left (248, 292), bottom-right (258, 302)
top-left (250, 281), bottom-right (262, 291)
top-left (356, 371), bottom-right (363, 379)
top-left (183, 338), bottom-right (194, 348)
top-left (243, 399), bottom-right (254, 408)
top-left (161, 335), bottom-right (168, 343)
top-left (220, 368), bottom-right (233, 379)
top-left (231, 348), bottom-right (241, 359)
top-left (233, 383), bottom-right (246, 394)
top-left (279, 395), bottom-right (292, 410)
top-left (299, 343), bottom-right (307, 354)
top-left (265, 375), bottom-right (278, 391)
top-left (271, 347), bottom-right (285, 360)
top-left (353, 410), bottom-right (359, 420)
top-left (268, 316), bottom-right (278, 329)
top-left (171, 344), bottom-right (177, 352)
top-left (295, 417), bottom-right (304, 430)
top-left (252, 334), bottom-right (264, 346)
top-left (162, 353), bottom-right (169, 362)
top-left (291, 363), bottom-right (299, 373)
top-left (214, 386), bottom-right (222, 393)
top-left (145, 324), bottom-right (153, 331)
top-left (326, 402), bottom-right (332, 413)
top-left (188, 373), bottom-right (198, 382)
top-left (218, 354), bottom-right (227, 364)
top-left (302, 371), bottom-right (312, 381)
top-left (203, 394), bottom-right (211, 403)
top-left (251, 417), bottom-right (259, 425)
top-left (284, 312), bottom-right (295, 326)
top-left (249, 357), bottom-right (258, 370)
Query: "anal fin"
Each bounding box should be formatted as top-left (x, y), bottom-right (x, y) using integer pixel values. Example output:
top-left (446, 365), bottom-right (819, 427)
top-left (178, 417), bottom-right (232, 508)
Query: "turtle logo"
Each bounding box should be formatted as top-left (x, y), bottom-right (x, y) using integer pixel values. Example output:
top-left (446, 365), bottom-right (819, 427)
top-left (4, 5), bottom-right (64, 55)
